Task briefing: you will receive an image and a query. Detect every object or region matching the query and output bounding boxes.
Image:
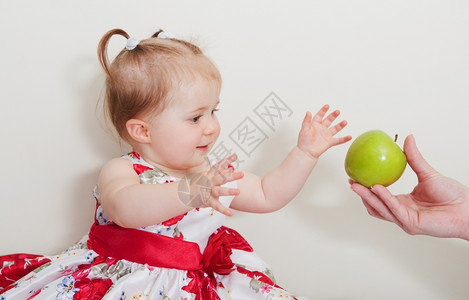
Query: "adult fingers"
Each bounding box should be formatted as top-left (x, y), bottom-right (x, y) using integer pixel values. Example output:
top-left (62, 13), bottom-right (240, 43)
top-left (369, 185), bottom-right (405, 228)
top-left (351, 183), bottom-right (398, 223)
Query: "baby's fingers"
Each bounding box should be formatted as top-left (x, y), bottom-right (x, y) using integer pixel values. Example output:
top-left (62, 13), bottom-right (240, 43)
top-left (211, 186), bottom-right (240, 198)
top-left (209, 154), bottom-right (238, 176)
top-left (212, 170), bottom-right (244, 186)
top-left (331, 120), bottom-right (348, 134)
top-left (310, 104), bottom-right (342, 128)
top-left (311, 104), bottom-right (330, 122)
top-left (330, 120), bottom-right (352, 145)
top-left (322, 109), bottom-right (341, 128)
top-left (207, 197), bottom-right (233, 216)
top-left (209, 153), bottom-right (243, 186)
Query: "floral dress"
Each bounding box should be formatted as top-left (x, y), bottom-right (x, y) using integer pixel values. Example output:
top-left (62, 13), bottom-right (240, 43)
top-left (0, 152), bottom-right (300, 300)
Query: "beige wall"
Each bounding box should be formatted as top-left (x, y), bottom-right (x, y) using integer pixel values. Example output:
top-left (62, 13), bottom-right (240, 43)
top-left (1, 1), bottom-right (469, 298)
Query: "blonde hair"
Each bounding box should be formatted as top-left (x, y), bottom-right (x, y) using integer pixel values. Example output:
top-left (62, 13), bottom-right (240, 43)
top-left (97, 28), bottom-right (221, 142)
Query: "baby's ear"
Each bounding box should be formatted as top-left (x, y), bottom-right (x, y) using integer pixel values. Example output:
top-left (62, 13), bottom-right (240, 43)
top-left (126, 119), bottom-right (151, 144)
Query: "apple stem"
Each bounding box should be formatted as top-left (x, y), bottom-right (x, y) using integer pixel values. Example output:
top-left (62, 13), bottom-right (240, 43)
top-left (394, 134), bottom-right (398, 143)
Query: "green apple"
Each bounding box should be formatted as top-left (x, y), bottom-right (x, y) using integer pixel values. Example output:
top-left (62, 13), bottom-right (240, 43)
top-left (345, 130), bottom-right (407, 188)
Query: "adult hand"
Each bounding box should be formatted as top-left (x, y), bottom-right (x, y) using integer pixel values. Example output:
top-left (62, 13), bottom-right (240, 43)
top-left (350, 135), bottom-right (469, 240)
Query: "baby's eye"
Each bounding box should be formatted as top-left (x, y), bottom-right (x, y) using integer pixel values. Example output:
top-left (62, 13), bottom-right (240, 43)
top-left (191, 115), bottom-right (202, 123)
top-left (211, 108), bottom-right (219, 115)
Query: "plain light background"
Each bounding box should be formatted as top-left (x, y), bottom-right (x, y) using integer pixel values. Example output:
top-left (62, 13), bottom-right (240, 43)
top-left (1, 1), bottom-right (469, 299)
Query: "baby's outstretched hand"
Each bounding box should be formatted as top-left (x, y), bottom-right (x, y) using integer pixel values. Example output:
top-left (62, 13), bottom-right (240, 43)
top-left (297, 104), bottom-right (351, 159)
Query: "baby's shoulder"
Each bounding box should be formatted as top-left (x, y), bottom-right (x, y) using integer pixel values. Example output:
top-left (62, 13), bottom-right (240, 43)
top-left (99, 156), bottom-right (136, 180)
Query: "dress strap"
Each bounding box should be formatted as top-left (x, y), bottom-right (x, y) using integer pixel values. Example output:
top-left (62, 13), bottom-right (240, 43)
top-left (122, 151), bottom-right (179, 184)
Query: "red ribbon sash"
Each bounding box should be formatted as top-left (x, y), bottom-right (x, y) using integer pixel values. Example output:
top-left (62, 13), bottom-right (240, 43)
top-left (87, 222), bottom-right (253, 299)
top-left (87, 222), bottom-right (203, 270)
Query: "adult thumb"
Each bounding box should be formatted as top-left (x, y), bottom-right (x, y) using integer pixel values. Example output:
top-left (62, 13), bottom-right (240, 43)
top-left (403, 134), bottom-right (437, 181)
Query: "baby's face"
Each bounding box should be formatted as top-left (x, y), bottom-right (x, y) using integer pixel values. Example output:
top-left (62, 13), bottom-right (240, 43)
top-left (145, 79), bottom-right (221, 175)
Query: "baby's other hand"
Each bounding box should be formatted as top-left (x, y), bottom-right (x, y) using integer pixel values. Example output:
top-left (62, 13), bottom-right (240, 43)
top-left (204, 154), bottom-right (244, 216)
top-left (297, 104), bottom-right (351, 159)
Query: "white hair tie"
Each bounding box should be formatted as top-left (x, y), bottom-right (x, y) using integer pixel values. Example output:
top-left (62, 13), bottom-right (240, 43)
top-left (126, 37), bottom-right (140, 50)
top-left (157, 31), bottom-right (171, 39)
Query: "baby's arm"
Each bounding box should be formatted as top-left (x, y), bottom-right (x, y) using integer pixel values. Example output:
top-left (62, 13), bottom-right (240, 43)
top-left (98, 158), bottom-right (190, 228)
top-left (231, 105), bottom-right (351, 213)
top-left (98, 155), bottom-right (242, 228)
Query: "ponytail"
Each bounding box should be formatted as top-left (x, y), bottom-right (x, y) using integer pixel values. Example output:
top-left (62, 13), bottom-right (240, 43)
top-left (97, 28), bottom-right (130, 78)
